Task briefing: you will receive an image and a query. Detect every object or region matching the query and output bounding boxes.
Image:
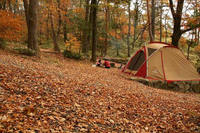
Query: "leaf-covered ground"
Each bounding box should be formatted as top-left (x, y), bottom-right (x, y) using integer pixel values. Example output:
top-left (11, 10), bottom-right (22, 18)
top-left (0, 50), bottom-right (200, 132)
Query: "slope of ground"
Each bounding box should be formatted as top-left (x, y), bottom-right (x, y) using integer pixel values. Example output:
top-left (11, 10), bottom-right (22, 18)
top-left (0, 50), bottom-right (200, 132)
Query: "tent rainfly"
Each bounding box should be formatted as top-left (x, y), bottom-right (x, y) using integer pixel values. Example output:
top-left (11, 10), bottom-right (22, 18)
top-left (122, 42), bottom-right (200, 82)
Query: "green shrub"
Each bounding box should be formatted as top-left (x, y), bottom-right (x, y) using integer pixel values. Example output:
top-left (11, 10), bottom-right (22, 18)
top-left (0, 39), bottom-right (7, 49)
top-left (63, 50), bottom-right (81, 60)
top-left (15, 48), bottom-right (36, 56)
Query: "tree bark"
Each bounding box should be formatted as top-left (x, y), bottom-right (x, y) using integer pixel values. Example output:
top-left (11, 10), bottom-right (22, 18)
top-left (195, 0), bottom-right (198, 43)
top-left (82, 0), bottom-right (90, 53)
top-left (146, 0), bottom-right (153, 42)
top-left (63, 6), bottom-right (68, 43)
top-left (127, 0), bottom-right (131, 57)
top-left (49, 0), bottom-right (61, 52)
top-left (50, 11), bottom-right (60, 52)
top-left (0, 0), bottom-right (7, 10)
top-left (91, 0), bottom-right (97, 62)
top-left (63, 20), bottom-right (68, 42)
top-left (169, 0), bottom-right (184, 46)
top-left (8, 0), bottom-right (12, 12)
top-left (28, 0), bottom-right (39, 52)
top-left (115, 26), bottom-right (119, 56)
top-left (23, 0), bottom-right (40, 56)
top-left (198, 28), bottom-right (200, 45)
top-left (104, 0), bottom-right (110, 56)
top-left (132, 1), bottom-right (138, 49)
top-left (87, 1), bottom-right (93, 51)
top-left (160, 0), bottom-right (163, 42)
top-left (187, 43), bottom-right (191, 60)
top-left (56, 0), bottom-right (62, 38)
top-left (169, 0), bottom-right (200, 46)
top-left (165, 16), bottom-right (168, 43)
top-left (187, 33), bottom-right (194, 60)
top-left (151, 0), bottom-right (155, 41)
top-left (23, 0), bottom-right (29, 27)
top-left (46, 10), bottom-right (50, 40)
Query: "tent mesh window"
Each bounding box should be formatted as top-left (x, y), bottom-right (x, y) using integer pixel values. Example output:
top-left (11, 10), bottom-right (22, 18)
top-left (148, 48), bottom-right (157, 56)
top-left (128, 51), bottom-right (145, 71)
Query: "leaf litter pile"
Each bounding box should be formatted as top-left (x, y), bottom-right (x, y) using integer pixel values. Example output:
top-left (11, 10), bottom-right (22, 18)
top-left (0, 50), bottom-right (200, 132)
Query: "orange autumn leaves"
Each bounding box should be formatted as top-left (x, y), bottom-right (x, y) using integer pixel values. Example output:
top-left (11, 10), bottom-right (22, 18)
top-left (0, 10), bottom-right (25, 41)
top-left (65, 34), bottom-right (81, 52)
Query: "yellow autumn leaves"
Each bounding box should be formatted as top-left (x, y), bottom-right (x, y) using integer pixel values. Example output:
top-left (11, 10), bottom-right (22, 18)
top-left (65, 34), bottom-right (81, 53)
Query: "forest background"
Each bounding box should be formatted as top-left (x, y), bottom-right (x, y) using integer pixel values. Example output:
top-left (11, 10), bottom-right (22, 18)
top-left (0, 0), bottom-right (200, 67)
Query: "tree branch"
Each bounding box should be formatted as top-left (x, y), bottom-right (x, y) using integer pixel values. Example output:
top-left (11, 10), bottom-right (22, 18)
top-left (131, 24), bottom-right (147, 45)
top-left (176, 0), bottom-right (184, 19)
top-left (169, 0), bottom-right (175, 19)
top-left (23, 0), bottom-right (29, 27)
top-left (181, 23), bottom-right (200, 34)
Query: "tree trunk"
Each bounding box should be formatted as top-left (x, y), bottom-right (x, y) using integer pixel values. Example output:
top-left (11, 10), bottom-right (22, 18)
top-left (164, 15), bottom-right (168, 43)
top-left (48, 0), bottom-right (61, 52)
top-left (114, 26), bottom-right (119, 56)
top-left (117, 47), bottom-right (119, 56)
top-left (160, 0), bottom-right (163, 42)
top-left (187, 33), bottom-right (194, 60)
top-left (28, 0), bottom-right (39, 52)
top-left (127, 1), bottom-right (131, 57)
top-left (151, 0), bottom-right (155, 41)
top-left (50, 11), bottom-right (60, 52)
top-left (146, 0), bottom-right (153, 42)
top-left (8, 0), bottom-right (12, 12)
top-left (82, 0), bottom-right (90, 53)
top-left (23, 0), bottom-right (40, 56)
top-left (1, 0), bottom-right (6, 10)
top-left (198, 28), bottom-right (200, 45)
top-left (133, 1), bottom-right (138, 49)
top-left (56, 0), bottom-right (62, 38)
top-left (46, 10), bottom-right (50, 41)
top-left (91, 0), bottom-right (97, 62)
top-left (104, 0), bottom-right (110, 56)
top-left (63, 6), bottom-right (68, 43)
top-left (63, 20), bottom-right (68, 42)
top-left (169, 0), bottom-right (184, 47)
top-left (87, 3), bottom-right (93, 51)
top-left (169, 0), bottom-right (200, 47)
top-left (23, 0), bottom-right (29, 28)
top-left (195, 0), bottom-right (198, 43)
top-left (187, 44), bottom-right (191, 60)
top-left (171, 30), bottom-right (182, 47)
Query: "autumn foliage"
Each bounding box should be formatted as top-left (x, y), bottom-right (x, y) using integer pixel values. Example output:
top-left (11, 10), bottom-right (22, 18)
top-left (65, 34), bottom-right (81, 53)
top-left (0, 10), bottom-right (24, 41)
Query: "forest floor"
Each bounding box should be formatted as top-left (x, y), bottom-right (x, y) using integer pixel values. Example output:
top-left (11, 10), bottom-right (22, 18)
top-left (0, 50), bottom-right (200, 133)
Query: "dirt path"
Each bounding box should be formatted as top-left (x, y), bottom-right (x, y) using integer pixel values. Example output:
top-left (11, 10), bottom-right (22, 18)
top-left (0, 50), bottom-right (200, 132)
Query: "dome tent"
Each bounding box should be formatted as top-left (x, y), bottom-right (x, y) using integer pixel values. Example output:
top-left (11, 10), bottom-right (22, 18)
top-left (122, 42), bottom-right (200, 82)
